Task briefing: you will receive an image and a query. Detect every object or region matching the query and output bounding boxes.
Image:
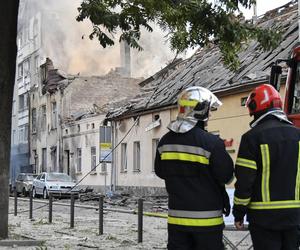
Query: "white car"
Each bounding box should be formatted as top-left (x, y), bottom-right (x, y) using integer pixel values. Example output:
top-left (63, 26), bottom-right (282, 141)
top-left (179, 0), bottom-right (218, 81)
top-left (32, 172), bottom-right (79, 199)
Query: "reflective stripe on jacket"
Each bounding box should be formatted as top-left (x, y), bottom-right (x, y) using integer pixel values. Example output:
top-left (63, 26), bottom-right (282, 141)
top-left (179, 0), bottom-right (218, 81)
top-left (233, 116), bottom-right (300, 229)
top-left (155, 125), bottom-right (234, 231)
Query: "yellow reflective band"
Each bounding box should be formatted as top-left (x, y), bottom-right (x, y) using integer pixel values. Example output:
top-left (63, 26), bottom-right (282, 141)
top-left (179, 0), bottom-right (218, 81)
top-left (261, 144), bottom-right (270, 202)
top-left (161, 152), bottom-right (209, 165)
top-left (236, 157), bottom-right (257, 170)
top-left (234, 196), bottom-right (251, 206)
top-left (168, 216), bottom-right (223, 227)
top-left (296, 141), bottom-right (300, 200)
top-left (178, 99), bottom-right (198, 107)
top-left (249, 200), bottom-right (300, 210)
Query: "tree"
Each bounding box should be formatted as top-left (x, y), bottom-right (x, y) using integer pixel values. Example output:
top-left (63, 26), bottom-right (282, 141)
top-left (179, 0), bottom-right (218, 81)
top-left (77, 0), bottom-right (281, 69)
top-left (0, 0), bottom-right (19, 239)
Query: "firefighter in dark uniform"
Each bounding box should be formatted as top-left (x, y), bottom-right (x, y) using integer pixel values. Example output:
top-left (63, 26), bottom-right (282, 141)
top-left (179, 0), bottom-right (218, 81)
top-left (233, 84), bottom-right (300, 250)
top-left (155, 86), bottom-right (234, 250)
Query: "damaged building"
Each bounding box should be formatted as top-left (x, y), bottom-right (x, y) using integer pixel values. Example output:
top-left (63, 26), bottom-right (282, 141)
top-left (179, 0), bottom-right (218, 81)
top-left (29, 58), bottom-right (141, 191)
top-left (105, 1), bottom-right (298, 195)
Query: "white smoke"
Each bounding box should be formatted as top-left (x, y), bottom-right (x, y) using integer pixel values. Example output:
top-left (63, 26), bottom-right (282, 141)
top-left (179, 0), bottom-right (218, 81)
top-left (32, 0), bottom-right (176, 77)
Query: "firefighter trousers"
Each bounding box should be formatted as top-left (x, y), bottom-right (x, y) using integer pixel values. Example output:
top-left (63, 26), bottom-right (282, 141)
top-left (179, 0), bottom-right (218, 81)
top-left (167, 227), bottom-right (224, 250)
top-left (249, 224), bottom-right (300, 250)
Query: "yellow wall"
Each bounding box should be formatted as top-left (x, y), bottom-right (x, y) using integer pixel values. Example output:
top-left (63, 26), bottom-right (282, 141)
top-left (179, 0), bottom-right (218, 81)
top-left (114, 85), bottom-right (286, 188)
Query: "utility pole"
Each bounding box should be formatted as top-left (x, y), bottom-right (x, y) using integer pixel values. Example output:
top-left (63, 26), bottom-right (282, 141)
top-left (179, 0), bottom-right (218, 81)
top-left (0, 0), bottom-right (19, 239)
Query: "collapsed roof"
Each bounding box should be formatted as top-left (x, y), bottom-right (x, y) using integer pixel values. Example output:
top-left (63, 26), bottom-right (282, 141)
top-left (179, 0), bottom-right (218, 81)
top-left (106, 0), bottom-right (298, 120)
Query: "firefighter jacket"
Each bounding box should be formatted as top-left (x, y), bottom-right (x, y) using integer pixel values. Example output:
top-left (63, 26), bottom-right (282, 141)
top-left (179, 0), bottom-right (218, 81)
top-left (233, 115), bottom-right (300, 229)
top-left (155, 125), bottom-right (234, 232)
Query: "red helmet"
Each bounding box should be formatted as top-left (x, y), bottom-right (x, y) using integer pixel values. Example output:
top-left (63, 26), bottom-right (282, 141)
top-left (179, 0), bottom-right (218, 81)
top-left (246, 84), bottom-right (282, 116)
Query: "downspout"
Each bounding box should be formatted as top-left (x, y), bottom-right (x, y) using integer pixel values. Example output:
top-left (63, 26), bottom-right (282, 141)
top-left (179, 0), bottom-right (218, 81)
top-left (110, 120), bottom-right (116, 192)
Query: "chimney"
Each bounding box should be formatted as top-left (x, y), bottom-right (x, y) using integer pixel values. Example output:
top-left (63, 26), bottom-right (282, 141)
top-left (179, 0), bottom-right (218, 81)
top-left (120, 41), bottom-right (131, 77)
top-left (252, 2), bottom-right (258, 24)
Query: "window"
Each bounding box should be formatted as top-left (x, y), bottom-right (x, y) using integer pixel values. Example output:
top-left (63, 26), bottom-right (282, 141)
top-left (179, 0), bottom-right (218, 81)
top-left (241, 97), bottom-right (248, 106)
top-left (32, 108), bottom-right (37, 133)
top-left (19, 93), bottom-right (29, 111)
top-left (18, 125), bottom-right (28, 143)
top-left (121, 143), bottom-right (127, 172)
top-left (77, 148), bottom-right (82, 172)
top-left (23, 59), bottom-right (30, 77)
top-left (42, 148), bottom-right (47, 172)
top-left (100, 126), bottom-right (112, 162)
top-left (51, 102), bottom-right (57, 129)
top-left (77, 124), bottom-right (80, 132)
top-left (152, 139), bottom-right (159, 172)
top-left (91, 146), bottom-right (96, 171)
top-left (51, 146), bottom-right (57, 172)
top-left (19, 95), bottom-right (24, 111)
top-left (91, 123), bottom-right (95, 129)
top-left (34, 56), bottom-right (39, 73)
top-left (41, 105), bottom-right (46, 131)
top-left (18, 63), bottom-right (23, 78)
top-left (133, 141), bottom-right (141, 172)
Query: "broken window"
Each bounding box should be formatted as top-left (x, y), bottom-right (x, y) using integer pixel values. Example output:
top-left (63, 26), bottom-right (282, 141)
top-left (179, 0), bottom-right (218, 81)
top-left (32, 108), bottom-right (37, 133)
top-left (91, 146), bottom-right (97, 171)
top-left (41, 105), bottom-right (46, 131)
top-left (42, 148), bottom-right (47, 172)
top-left (77, 148), bottom-right (82, 173)
top-left (51, 102), bottom-right (57, 129)
top-left (121, 143), bottom-right (127, 172)
top-left (152, 139), bottom-right (159, 172)
top-left (133, 141), bottom-right (141, 172)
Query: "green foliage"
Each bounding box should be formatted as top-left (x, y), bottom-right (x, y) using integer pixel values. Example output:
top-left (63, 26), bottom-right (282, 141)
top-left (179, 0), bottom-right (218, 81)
top-left (77, 0), bottom-right (281, 70)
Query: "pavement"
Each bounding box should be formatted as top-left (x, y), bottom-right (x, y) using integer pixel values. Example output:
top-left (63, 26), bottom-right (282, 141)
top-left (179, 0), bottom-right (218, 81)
top-left (3, 193), bottom-right (253, 249)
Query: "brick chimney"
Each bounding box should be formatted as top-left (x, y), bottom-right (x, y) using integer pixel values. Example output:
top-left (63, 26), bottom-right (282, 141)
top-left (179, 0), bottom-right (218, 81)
top-left (120, 41), bottom-right (131, 77)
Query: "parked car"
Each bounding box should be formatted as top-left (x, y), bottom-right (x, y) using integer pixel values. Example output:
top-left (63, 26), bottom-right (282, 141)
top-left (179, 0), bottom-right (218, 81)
top-left (15, 173), bottom-right (37, 196)
top-left (32, 172), bottom-right (79, 199)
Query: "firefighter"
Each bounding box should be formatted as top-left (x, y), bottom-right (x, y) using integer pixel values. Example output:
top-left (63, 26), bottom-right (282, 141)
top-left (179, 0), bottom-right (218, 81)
top-left (155, 86), bottom-right (234, 250)
top-left (233, 84), bottom-right (300, 250)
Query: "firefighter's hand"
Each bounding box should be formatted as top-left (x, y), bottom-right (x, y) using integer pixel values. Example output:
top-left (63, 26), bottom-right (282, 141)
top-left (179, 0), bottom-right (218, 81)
top-left (234, 220), bottom-right (244, 230)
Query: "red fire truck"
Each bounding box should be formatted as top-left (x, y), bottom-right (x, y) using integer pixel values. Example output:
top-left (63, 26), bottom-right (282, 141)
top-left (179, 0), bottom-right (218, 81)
top-left (270, 45), bottom-right (300, 127)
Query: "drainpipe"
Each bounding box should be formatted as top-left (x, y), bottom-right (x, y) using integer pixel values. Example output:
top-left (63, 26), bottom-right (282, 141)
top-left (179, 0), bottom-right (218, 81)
top-left (110, 120), bottom-right (116, 192)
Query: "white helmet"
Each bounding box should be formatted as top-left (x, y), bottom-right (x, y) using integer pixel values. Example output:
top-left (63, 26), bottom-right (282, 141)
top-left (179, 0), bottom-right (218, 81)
top-left (168, 86), bottom-right (222, 133)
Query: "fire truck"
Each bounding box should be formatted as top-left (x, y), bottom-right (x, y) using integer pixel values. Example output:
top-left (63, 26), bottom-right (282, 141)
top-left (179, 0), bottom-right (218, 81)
top-left (270, 45), bottom-right (300, 127)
